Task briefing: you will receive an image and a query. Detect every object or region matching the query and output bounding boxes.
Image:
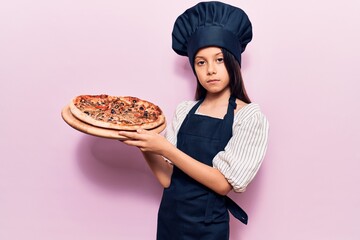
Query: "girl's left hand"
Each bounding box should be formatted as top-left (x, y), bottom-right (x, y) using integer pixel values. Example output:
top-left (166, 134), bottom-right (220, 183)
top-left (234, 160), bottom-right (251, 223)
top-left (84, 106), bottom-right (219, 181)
top-left (119, 128), bottom-right (170, 155)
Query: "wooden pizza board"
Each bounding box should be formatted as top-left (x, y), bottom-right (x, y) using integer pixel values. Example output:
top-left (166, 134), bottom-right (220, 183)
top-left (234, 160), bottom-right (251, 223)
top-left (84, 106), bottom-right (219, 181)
top-left (61, 105), bottom-right (166, 140)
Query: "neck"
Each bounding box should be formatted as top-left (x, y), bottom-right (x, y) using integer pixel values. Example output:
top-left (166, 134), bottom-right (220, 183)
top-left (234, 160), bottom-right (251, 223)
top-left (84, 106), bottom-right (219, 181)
top-left (203, 90), bottom-right (231, 106)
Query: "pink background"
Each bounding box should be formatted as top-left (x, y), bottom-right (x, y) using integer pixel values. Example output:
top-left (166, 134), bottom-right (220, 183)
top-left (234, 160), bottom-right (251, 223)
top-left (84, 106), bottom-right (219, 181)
top-left (1, 0), bottom-right (359, 239)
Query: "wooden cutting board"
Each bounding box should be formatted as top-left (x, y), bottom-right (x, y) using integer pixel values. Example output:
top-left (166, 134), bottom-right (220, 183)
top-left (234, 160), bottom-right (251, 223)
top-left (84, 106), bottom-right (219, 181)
top-left (61, 105), bottom-right (166, 140)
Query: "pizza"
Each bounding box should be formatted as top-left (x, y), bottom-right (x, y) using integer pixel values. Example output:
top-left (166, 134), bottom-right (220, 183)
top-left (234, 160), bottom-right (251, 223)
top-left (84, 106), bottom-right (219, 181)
top-left (69, 94), bottom-right (165, 131)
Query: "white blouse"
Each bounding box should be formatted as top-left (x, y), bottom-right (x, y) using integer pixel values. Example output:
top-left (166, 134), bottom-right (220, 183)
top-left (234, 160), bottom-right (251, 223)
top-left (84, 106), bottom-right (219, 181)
top-left (164, 100), bottom-right (269, 193)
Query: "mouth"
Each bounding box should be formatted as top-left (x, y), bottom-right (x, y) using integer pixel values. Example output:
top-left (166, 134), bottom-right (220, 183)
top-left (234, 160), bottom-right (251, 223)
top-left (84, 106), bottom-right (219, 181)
top-left (207, 79), bottom-right (220, 83)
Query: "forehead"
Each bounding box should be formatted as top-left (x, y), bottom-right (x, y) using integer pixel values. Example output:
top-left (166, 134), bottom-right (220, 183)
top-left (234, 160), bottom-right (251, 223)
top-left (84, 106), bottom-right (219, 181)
top-left (195, 46), bottom-right (222, 57)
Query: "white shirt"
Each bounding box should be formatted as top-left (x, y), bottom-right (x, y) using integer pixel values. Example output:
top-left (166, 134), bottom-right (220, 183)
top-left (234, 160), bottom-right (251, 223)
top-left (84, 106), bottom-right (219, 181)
top-left (164, 100), bottom-right (269, 193)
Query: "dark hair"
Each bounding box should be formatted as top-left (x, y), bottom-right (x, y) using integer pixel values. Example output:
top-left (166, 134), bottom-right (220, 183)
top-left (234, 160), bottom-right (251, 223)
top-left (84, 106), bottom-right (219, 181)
top-left (194, 48), bottom-right (251, 103)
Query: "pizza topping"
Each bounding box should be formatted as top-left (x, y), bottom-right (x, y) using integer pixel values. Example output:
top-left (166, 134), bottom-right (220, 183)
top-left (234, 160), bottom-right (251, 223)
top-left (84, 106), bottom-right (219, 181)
top-left (70, 94), bottom-right (165, 130)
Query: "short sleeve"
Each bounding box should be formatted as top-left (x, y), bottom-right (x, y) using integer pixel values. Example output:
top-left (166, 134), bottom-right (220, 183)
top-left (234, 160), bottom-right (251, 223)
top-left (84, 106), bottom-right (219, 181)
top-left (213, 104), bottom-right (269, 192)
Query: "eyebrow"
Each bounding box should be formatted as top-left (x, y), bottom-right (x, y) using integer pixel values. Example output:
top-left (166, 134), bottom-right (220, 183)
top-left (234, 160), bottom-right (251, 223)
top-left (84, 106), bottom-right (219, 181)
top-left (195, 51), bottom-right (223, 59)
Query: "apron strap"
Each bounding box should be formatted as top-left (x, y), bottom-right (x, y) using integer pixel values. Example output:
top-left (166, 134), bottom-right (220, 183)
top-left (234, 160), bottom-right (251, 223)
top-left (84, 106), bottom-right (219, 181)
top-left (220, 96), bottom-right (237, 143)
top-left (225, 196), bottom-right (248, 225)
top-left (204, 194), bottom-right (248, 225)
top-left (188, 99), bottom-right (204, 114)
top-left (229, 95), bottom-right (237, 110)
top-left (223, 98), bottom-right (249, 225)
top-left (177, 99), bottom-right (203, 135)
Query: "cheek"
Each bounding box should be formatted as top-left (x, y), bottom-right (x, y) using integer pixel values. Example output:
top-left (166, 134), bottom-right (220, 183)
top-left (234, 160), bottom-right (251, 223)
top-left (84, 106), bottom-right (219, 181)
top-left (195, 70), bottom-right (206, 82)
top-left (196, 76), bottom-right (207, 88)
top-left (194, 67), bottom-right (200, 76)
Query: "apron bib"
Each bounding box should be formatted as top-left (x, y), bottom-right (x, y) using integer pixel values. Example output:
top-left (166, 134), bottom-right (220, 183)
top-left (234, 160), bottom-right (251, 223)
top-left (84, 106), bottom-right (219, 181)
top-left (157, 96), bottom-right (247, 240)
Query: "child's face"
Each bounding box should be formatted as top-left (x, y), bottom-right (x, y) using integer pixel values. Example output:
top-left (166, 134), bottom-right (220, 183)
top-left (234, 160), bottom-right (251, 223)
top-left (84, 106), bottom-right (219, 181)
top-left (194, 47), bottom-right (230, 95)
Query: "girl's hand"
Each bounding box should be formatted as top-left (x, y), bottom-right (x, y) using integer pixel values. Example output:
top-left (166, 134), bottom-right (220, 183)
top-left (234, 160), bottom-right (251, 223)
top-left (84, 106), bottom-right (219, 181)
top-left (119, 128), bottom-right (170, 155)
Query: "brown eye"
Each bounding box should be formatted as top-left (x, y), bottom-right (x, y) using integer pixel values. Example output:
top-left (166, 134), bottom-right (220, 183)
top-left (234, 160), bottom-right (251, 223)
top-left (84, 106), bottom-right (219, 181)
top-left (217, 57), bottom-right (224, 63)
top-left (197, 60), bottom-right (205, 66)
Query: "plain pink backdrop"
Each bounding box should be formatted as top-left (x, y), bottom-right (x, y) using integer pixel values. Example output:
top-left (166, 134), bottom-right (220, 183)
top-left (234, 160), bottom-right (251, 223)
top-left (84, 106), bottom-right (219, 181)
top-left (1, 0), bottom-right (359, 239)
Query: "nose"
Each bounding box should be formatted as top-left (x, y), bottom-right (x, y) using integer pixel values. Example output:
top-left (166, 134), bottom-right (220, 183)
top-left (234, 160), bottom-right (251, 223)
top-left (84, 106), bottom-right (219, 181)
top-left (207, 63), bottom-right (217, 75)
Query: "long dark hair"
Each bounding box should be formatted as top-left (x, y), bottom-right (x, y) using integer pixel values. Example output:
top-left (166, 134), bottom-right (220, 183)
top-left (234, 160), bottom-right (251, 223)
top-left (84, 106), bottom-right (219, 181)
top-left (194, 48), bottom-right (251, 103)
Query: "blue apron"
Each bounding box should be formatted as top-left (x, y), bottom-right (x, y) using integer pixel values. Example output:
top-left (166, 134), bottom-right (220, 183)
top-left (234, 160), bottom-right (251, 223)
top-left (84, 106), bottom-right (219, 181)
top-left (157, 96), bottom-right (247, 240)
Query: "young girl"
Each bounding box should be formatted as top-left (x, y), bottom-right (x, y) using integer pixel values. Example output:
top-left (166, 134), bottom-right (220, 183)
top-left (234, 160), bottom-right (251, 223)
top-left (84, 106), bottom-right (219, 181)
top-left (119, 1), bottom-right (269, 239)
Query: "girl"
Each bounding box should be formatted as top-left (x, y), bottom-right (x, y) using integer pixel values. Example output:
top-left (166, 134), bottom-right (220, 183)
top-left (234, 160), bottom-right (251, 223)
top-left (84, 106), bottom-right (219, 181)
top-left (119, 1), bottom-right (269, 239)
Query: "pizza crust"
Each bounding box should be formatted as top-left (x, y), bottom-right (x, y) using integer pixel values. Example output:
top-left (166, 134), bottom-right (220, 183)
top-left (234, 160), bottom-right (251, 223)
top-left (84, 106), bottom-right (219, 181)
top-left (69, 95), bottom-right (166, 131)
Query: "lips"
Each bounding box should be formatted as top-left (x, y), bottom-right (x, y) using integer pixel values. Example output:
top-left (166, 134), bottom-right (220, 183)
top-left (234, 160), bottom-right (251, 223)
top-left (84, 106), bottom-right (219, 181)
top-left (207, 79), bottom-right (220, 83)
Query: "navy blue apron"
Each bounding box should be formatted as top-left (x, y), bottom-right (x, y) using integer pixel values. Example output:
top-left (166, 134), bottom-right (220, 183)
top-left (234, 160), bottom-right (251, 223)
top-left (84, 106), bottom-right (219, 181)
top-left (157, 96), bottom-right (247, 240)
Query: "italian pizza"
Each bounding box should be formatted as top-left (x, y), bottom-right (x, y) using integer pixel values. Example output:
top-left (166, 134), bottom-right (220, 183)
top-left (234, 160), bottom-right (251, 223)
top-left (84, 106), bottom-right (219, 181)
top-left (69, 94), bottom-right (165, 131)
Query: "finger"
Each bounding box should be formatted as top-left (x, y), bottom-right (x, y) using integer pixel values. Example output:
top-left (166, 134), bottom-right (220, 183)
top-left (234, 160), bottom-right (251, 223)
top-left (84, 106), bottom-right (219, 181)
top-left (118, 131), bottom-right (141, 139)
top-left (121, 139), bottom-right (143, 147)
top-left (137, 128), bottom-right (146, 134)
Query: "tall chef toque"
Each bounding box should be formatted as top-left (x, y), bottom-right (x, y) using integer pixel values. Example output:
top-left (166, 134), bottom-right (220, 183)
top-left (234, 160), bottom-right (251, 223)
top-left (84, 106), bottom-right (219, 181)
top-left (172, 1), bottom-right (253, 68)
